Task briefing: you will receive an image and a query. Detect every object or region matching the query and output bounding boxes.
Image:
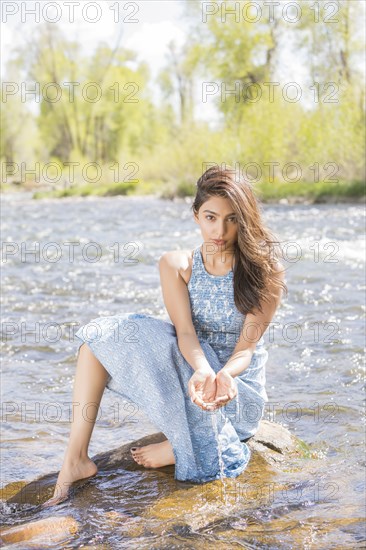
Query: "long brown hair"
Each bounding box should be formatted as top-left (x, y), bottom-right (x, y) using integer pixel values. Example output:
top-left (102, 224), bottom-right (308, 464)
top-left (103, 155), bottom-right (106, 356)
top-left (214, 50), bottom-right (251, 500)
top-left (191, 165), bottom-right (288, 315)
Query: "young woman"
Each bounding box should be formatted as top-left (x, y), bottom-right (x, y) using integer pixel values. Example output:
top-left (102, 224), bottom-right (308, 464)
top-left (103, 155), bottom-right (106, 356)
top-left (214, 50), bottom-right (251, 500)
top-left (43, 165), bottom-right (287, 507)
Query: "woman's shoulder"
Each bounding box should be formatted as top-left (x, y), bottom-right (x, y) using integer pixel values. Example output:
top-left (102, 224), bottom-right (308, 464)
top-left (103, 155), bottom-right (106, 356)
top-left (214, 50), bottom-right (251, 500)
top-left (159, 249), bottom-right (194, 285)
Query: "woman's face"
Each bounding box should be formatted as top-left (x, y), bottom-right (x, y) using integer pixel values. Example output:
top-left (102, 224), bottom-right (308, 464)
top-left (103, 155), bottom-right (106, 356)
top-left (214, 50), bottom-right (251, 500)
top-left (194, 195), bottom-right (238, 250)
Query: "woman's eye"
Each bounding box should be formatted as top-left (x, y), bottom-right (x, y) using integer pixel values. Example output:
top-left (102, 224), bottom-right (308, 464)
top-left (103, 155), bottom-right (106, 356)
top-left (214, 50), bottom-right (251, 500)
top-left (205, 216), bottom-right (236, 222)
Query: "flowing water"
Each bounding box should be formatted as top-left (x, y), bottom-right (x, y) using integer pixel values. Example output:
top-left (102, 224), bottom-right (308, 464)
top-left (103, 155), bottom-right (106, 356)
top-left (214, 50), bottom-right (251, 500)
top-left (1, 193), bottom-right (365, 549)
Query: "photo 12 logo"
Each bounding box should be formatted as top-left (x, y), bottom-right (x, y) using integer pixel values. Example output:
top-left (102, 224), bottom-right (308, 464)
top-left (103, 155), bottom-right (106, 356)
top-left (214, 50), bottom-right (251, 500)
top-left (201, 1), bottom-right (340, 24)
top-left (1, 81), bottom-right (140, 105)
top-left (1, 161), bottom-right (140, 186)
top-left (1, 240), bottom-right (143, 264)
top-left (1, 1), bottom-right (140, 24)
top-left (202, 81), bottom-right (339, 104)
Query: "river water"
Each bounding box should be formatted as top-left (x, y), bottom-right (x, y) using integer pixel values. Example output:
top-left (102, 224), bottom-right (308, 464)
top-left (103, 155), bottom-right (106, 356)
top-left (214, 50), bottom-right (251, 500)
top-left (1, 193), bottom-right (365, 548)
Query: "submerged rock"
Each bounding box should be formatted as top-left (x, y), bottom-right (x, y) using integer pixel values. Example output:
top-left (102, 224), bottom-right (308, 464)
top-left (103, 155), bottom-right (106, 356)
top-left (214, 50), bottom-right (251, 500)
top-left (2, 420), bottom-right (314, 545)
top-left (0, 515), bottom-right (79, 546)
top-left (4, 420), bottom-right (312, 507)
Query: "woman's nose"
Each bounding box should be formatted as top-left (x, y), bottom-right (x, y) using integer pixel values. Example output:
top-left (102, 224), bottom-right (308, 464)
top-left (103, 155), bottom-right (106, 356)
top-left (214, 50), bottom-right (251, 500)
top-left (217, 221), bottom-right (226, 237)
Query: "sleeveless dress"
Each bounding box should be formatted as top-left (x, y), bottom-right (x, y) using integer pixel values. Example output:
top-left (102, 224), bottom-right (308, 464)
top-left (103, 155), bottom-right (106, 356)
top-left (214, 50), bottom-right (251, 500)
top-left (75, 245), bottom-right (269, 483)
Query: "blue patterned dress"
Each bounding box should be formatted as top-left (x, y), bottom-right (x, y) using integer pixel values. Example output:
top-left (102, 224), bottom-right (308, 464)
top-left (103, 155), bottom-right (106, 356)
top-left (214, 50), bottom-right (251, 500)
top-left (75, 245), bottom-right (269, 483)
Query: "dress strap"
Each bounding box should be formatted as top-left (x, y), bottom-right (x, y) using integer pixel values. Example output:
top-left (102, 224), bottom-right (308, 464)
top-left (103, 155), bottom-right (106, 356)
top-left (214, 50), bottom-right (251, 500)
top-left (194, 245), bottom-right (207, 276)
top-left (187, 246), bottom-right (203, 289)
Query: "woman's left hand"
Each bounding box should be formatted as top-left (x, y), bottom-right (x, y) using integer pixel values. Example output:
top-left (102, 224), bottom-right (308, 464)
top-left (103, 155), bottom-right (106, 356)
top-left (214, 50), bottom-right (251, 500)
top-left (211, 369), bottom-right (238, 409)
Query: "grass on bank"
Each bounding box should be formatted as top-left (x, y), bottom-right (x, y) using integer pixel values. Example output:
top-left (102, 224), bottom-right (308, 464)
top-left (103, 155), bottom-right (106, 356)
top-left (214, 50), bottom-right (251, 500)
top-left (256, 179), bottom-right (365, 202)
top-left (32, 180), bottom-right (140, 199)
top-left (159, 179), bottom-right (365, 202)
top-left (22, 178), bottom-right (366, 202)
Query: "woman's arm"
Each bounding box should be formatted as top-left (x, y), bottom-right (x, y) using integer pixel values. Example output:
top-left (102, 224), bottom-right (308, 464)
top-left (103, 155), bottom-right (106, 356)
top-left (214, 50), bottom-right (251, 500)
top-left (176, 333), bottom-right (212, 373)
top-left (221, 261), bottom-right (286, 378)
top-left (159, 252), bottom-right (213, 373)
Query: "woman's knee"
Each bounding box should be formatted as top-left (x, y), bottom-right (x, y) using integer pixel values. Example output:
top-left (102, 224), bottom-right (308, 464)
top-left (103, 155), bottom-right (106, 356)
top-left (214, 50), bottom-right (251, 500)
top-left (78, 343), bottom-right (101, 365)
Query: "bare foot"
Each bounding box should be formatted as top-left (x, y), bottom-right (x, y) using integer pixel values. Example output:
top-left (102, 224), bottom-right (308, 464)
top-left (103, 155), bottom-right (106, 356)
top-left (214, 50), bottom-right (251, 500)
top-left (130, 440), bottom-right (175, 468)
top-left (42, 457), bottom-right (97, 507)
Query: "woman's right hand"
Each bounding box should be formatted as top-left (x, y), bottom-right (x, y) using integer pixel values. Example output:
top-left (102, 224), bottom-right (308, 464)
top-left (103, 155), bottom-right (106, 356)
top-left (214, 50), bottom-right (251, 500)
top-left (188, 368), bottom-right (217, 411)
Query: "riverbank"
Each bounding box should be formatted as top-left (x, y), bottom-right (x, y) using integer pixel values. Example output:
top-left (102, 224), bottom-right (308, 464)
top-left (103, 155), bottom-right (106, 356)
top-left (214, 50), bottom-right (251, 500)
top-left (1, 179), bottom-right (364, 204)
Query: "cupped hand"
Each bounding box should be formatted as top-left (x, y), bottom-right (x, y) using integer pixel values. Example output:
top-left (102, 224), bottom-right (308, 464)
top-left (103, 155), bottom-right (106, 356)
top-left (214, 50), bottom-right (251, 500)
top-left (188, 368), bottom-right (218, 411)
top-left (188, 368), bottom-right (238, 411)
top-left (211, 369), bottom-right (238, 409)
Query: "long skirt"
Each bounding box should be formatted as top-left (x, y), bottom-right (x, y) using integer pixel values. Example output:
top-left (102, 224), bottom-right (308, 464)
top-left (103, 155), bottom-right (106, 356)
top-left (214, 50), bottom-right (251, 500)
top-left (75, 313), bottom-right (269, 483)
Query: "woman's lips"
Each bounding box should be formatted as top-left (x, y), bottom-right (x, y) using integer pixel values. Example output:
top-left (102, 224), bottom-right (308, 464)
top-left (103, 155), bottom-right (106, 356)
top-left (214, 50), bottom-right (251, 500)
top-left (213, 239), bottom-right (226, 245)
